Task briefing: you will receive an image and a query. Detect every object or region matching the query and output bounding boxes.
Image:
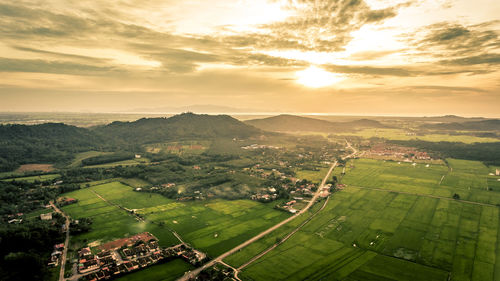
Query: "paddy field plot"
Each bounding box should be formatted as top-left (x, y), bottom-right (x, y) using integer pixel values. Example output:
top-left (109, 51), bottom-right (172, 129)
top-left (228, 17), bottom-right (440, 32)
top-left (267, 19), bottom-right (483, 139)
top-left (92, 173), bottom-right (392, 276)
top-left (340, 158), bottom-right (500, 205)
top-left (115, 259), bottom-right (193, 281)
top-left (61, 181), bottom-right (289, 257)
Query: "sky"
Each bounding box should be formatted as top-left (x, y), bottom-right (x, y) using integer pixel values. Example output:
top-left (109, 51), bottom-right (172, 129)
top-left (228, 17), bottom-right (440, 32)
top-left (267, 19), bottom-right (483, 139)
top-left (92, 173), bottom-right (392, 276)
top-left (0, 0), bottom-right (499, 116)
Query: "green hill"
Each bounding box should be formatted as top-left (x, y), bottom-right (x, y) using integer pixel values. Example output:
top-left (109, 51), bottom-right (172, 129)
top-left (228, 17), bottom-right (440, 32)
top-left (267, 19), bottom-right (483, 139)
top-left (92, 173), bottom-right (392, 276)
top-left (245, 115), bottom-right (388, 133)
top-left (0, 123), bottom-right (108, 172)
top-left (94, 112), bottom-right (262, 144)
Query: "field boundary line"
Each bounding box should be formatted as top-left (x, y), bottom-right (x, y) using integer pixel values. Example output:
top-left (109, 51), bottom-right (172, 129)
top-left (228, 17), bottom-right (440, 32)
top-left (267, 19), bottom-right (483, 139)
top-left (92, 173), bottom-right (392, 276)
top-left (350, 186), bottom-right (498, 207)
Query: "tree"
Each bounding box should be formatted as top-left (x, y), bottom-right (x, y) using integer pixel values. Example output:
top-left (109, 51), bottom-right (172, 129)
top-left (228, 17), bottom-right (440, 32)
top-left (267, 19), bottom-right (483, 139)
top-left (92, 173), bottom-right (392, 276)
top-left (453, 193), bottom-right (460, 200)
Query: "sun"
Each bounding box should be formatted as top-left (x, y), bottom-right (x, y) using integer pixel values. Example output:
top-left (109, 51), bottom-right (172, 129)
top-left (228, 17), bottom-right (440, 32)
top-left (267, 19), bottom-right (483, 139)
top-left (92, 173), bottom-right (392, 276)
top-left (296, 66), bottom-right (345, 88)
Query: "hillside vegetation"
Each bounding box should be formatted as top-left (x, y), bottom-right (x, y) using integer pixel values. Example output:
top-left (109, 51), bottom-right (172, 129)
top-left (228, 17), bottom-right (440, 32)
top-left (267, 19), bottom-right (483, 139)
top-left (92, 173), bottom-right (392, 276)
top-left (0, 113), bottom-right (262, 172)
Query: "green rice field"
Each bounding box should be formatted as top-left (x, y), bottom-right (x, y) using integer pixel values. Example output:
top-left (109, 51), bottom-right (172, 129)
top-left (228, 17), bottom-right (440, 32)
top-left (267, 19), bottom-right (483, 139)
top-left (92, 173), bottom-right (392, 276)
top-left (224, 158), bottom-right (500, 281)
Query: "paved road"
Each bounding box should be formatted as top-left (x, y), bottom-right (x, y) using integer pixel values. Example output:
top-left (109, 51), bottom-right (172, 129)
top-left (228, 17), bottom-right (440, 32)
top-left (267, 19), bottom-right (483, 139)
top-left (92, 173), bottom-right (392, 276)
top-left (236, 140), bottom-right (358, 271)
top-left (50, 201), bottom-right (70, 281)
top-left (177, 140), bottom-right (358, 280)
top-left (238, 196), bottom-right (331, 271)
top-left (177, 161), bottom-right (338, 281)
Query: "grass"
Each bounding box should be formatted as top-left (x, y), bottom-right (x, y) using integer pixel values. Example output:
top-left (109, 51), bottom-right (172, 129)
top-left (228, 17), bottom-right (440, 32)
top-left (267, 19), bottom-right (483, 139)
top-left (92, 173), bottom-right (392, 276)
top-left (1, 173), bottom-right (60, 182)
top-left (116, 259), bottom-right (193, 281)
top-left (24, 208), bottom-right (53, 220)
top-left (69, 151), bottom-right (113, 167)
top-left (119, 178), bottom-right (152, 188)
top-left (83, 158), bottom-right (150, 168)
top-left (295, 166), bottom-right (330, 183)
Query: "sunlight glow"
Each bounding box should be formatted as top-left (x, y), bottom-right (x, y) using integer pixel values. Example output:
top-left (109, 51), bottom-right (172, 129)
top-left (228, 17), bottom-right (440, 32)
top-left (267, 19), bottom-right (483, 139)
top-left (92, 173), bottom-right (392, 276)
top-left (296, 66), bottom-right (345, 88)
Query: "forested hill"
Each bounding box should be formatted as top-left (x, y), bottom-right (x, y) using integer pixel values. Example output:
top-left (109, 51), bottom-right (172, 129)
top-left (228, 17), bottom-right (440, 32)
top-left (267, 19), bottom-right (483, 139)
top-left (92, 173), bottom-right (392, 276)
top-left (420, 119), bottom-right (500, 131)
top-left (245, 114), bottom-right (389, 133)
top-left (94, 112), bottom-right (262, 143)
top-left (0, 123), bottom-right (109, 172)
top-left (0, 113), bottom-right (262, 172)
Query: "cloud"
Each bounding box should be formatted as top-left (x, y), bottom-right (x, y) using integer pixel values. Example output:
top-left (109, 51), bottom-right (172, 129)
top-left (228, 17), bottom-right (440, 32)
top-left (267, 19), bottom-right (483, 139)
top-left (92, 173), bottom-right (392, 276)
top-left (216, 0), bottom-right (405, 52)
top-left (0, 57), bottom-right (115, 75)
top-left (348, 50), bottom-right (402, 61)
top-left (409, 21), bottom-right (500, 56)
top-left (441, 53), bottom-right (500, 65)
top-left (409, 85), bottom-right (487, 93)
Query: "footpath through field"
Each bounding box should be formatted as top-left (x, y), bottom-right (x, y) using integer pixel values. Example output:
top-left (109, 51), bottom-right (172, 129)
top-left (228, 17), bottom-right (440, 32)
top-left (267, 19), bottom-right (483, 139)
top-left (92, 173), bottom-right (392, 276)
top-left (177, 140), bottom-right (358, 281)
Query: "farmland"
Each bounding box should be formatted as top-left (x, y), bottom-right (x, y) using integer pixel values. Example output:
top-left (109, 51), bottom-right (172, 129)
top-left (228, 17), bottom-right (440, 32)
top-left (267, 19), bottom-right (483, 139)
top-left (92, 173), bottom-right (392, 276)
top-left (61, 181), bottom-right (290, 257)
top-left (223, 158), bottom-right (500, 281)
top-left (336, 128), bottom-right (500, 144)
top-left (116, 259), bottom-right (194, 281)
top-left (1, 173), bottom-right (60, 183)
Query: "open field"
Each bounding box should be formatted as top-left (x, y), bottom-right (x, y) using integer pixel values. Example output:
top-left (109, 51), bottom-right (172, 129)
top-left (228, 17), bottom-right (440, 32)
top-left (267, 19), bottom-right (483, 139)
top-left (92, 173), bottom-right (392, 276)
top-left (296, 166), bottom-right (331, 183)
top-left (144, 141), bottom-right (210, 154)
top-left (1, 173), bottom-right (60, 182)
top-left (336, 128), bottom-right (499, 144)
top-left (225, 158), bottom-right (500, 281)
top-left (119, 177), bottom-right (152, 188)
top-left (117, 259), bottom-right (194, 281)
top-left (69, 151), bottom-right (113, 167)
top-left (24, 208), bottom-right (53, 220)
top-left (83, 158), bottom-right (150, 168)
top-left (61, 182), bottom-right (290, 257)
top-left (15, 163), bottom-right (55, 173)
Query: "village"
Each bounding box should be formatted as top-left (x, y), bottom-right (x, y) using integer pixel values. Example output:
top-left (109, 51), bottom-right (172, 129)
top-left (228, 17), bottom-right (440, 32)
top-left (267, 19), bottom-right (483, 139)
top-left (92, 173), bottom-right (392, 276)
top-left (363, 143), bottom-right (433, 162)
top-left (66, 232), bottom-right (206, 281)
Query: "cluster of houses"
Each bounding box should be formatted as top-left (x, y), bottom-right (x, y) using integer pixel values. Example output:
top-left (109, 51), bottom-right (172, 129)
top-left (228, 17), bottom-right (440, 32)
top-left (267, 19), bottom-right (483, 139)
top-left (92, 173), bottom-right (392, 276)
top-left (74, 232), bottom-right (206, 281)
top-left (366, 144), bottom-right (432, 161)
top-left (279, 200), bottom-right (299, 214)
top-left (6, 212), bottom-right (24, 224)
top-left (57, 197), bottom-right (78, 206)
top-left (48, 243), bottom-right (64, 267)
top-left (241, 144), bottom-right (280, 150)
top-left (251, 187), bottom-right (278, 202)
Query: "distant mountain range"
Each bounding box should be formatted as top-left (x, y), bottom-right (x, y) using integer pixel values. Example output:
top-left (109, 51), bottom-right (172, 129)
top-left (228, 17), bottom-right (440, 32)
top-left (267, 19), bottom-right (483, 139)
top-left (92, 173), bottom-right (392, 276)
top-left (245, 114), bottom-right (389, 133)
top-left (420, 119), bottom-right (500, 131)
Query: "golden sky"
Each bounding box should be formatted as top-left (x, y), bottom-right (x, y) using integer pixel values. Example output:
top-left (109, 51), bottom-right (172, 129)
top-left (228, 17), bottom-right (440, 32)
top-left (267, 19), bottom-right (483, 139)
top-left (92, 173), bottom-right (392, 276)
top-left (0, 0), bottom-right (499, 116)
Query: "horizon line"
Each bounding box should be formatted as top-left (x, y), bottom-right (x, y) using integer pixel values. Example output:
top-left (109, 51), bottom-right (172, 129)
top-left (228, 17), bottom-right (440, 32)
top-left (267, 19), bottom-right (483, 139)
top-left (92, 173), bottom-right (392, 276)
top-left (0, 111), bottom-right (498, 119)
